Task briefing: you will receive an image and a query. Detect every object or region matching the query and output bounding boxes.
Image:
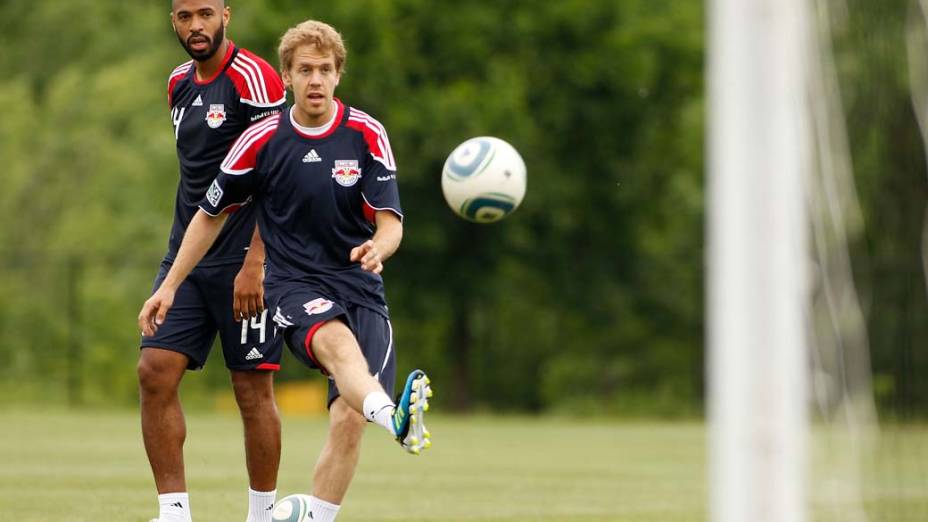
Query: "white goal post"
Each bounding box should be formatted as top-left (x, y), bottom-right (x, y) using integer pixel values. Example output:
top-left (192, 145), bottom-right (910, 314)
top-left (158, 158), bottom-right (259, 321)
top-left (708, 0), bottom-right (812, 521)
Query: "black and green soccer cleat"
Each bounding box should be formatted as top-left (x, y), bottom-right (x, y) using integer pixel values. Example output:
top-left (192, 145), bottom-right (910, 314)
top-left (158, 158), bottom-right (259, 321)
top-left (392, 369), bottom-right (433, 455)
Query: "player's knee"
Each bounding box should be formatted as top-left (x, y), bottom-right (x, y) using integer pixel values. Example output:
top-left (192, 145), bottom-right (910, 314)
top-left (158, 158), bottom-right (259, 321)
top-left (137, 359), bottom-right (175, 395)
top-left (329, 404), bottom-right (366, 445)
top-left (231, 372), bottom-right (276, 414)
top-left (137, 349), bottom-right (185, 395)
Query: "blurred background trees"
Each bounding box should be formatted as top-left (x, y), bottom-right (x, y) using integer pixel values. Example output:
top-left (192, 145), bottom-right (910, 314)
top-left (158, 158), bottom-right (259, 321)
top-left (0, 0), bottom-right (922, 417)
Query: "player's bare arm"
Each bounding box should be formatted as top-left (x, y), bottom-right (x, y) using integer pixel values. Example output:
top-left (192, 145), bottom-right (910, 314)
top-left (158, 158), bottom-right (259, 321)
top-left (139, 209), bottom-right (229, 335)
top-left (233, 224), bottom-right (266, 321)
top-left (349, 210), bottom-right (403, 274)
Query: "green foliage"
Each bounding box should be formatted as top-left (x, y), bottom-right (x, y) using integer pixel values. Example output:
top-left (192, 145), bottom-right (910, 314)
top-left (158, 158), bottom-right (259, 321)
top-left (6, 1), bottom-right (922, 418)
top-left (0, 0), bottom-right (706, 414)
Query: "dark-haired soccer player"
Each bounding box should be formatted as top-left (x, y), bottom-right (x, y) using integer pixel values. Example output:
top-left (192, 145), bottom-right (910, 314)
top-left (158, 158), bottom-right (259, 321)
top-left (139, 19), bottom-right (432, 522)
top-left (138, 1), bottom-right (286, 521)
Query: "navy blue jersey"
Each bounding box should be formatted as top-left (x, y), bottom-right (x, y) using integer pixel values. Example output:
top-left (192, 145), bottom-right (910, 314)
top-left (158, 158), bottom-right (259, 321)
top-left (165, 42), bottom-right (286, 266)
top-left (199, 100), bottom-right (402, 312)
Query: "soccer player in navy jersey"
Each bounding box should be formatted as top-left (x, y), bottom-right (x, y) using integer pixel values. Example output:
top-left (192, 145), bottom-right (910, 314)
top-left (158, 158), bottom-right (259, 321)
top-left (138, 2), bottom-right (286, 521)
top-left (139, 19), bottom-right (432, 522)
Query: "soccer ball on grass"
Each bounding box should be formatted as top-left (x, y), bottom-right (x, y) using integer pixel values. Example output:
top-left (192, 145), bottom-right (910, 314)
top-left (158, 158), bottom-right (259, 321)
top-left (271, 493), bottom-right (313, 522)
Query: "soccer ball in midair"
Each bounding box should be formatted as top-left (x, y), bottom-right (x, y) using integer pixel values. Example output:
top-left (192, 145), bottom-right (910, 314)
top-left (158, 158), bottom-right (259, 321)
top-left (441, 136), bottom-right (526, 223)
top-left (271, 494), bottom-right (313, 522)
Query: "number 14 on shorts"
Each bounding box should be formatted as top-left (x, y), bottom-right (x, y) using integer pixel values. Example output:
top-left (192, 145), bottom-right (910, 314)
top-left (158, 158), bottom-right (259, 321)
top-left (241, 309), bottom-right (269, 344)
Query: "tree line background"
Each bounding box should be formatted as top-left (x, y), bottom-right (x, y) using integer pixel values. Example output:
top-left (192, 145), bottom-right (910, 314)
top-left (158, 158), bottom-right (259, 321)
top-left (0, 0), bottom-right (923, 417)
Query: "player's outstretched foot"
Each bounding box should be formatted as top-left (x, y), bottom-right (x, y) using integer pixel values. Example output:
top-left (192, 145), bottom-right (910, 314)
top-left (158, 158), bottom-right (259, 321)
top-left (393, 369), bottom-right (432, 455)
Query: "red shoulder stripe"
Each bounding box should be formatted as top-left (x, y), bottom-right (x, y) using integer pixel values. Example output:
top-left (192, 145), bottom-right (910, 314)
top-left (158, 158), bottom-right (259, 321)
top-left (346, 109), bottom-right (396, 171)
top-left (171, 61), bottom-right (193, 76)
top-left (221, 117), bottom-right (280, 174)
top-left (348, 108), bottom-right (395, 167)
top-left (167, 61), bottom-right (193, 107)
top-left (230, 58), bottom-right (263, 104)
top-left (230, 49), bottom-right (286, 107)
top-left (236, 54), bottom-right (269, 103)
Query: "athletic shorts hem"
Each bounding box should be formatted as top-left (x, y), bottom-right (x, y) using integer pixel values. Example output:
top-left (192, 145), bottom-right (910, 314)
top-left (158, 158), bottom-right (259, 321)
top-left (303, 320), bottom-right (330, 374)
top-left (139, 343), bottom-right (206, 370)
top-left (227, 362), bottom-right (282, 372)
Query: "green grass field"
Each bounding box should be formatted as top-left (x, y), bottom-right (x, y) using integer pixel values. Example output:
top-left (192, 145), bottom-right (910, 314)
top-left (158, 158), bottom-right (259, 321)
top-left (0, 409), bottom-right (925, 521)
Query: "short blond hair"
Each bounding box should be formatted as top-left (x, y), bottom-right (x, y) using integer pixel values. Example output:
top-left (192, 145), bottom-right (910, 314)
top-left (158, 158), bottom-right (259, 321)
top-left (278, 20), bottom-right (347, 74)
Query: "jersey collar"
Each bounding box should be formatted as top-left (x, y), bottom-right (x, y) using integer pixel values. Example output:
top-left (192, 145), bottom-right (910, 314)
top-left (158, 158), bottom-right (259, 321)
top-left (289, 98), bottom-right (344, 140)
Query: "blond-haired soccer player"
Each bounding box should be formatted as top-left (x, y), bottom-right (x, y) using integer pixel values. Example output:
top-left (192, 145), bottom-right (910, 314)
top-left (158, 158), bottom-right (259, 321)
top-left (139, 19), bottom-right (432, 522)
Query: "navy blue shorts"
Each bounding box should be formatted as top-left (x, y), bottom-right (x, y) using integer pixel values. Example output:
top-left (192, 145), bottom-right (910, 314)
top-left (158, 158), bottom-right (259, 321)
top-left (140, 261), bottom-right (284, 371)
top-left (268, 283), bottom-right (396, 406)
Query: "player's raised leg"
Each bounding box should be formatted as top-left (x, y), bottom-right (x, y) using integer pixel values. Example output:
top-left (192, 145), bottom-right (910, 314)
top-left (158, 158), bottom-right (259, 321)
top-left (308, 321), bottom-right (431, 453)
top-left (310, 321), bottom-right (384, 409)
top-left (138, 347), bottom-right (193, 522)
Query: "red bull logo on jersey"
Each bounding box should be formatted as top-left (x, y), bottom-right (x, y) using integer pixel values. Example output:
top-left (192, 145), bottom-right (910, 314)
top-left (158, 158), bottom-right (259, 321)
top-left (332, 160), bottom-right (362, 187)
top-left (205, 104), bottom-right (226, 129)
top-left (303, 298), bottom-right (334, 316)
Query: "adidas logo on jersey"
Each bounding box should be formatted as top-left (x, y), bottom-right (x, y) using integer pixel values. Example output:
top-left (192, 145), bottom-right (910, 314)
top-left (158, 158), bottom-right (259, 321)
top-left (245, 348), bottom-right (263, 360)
top-left (302, 149), bottom-right (322, 163)
top-left (192, 94), bottom-right (203, 107)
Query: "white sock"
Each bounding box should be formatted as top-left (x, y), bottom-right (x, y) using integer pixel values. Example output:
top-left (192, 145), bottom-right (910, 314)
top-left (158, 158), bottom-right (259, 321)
top-left (157, 492), bottom-right (191, 522)
top-left (308, 496), bottom-right (341, 522)
top-left (362, 391), bottom-right (396, 435)
top-left (247, 488), bottom-right (276, 522)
